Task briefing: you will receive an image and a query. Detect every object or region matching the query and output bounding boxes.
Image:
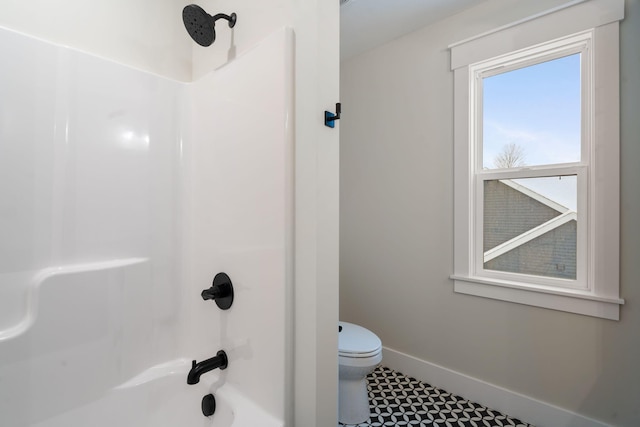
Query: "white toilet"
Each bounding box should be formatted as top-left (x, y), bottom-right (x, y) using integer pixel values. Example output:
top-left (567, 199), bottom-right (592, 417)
top-left (338, 321), bottom-right (382, 425)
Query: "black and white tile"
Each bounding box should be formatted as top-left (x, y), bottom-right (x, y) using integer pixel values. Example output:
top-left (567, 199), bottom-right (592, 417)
top-left (340, 366), bottom-right (533, 427)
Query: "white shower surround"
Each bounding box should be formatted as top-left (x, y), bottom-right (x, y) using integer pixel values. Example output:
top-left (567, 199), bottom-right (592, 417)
top-left (0, 23), bottom-right (292, 426)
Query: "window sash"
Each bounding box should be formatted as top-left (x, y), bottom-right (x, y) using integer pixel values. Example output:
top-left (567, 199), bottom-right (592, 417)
top-left (469, 38), bottom-right (591, 292)
top-left (473, 168), bottom-right (588, 290)
top-left (471, 34), bottom-right (592, 173)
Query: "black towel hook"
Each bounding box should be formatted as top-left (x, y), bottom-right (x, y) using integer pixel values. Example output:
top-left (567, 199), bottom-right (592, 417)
top-left (324, 103), bottom-right (341, 128)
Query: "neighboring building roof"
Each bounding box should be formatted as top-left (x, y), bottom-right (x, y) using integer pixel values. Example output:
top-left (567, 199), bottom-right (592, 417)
top-left (484, 180), bottom-right (578, 278)
top-left (499, 179), bottom-right (570, 214)
top-left (484, 210), bottom-right (577, 262)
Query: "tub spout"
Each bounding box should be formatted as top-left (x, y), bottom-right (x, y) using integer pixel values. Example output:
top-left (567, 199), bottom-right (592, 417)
top-left (187, 350), bottom-right (228, 385)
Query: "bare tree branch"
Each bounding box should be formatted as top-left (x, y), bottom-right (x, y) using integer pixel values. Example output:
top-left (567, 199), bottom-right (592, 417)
top-left (493, 142), bottom-right (526, 168)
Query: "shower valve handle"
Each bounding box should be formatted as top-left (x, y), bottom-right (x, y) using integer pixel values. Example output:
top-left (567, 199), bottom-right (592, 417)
top-left (201, 272), bottom-right (234, 310)
top-left (201, 287), bottom-right (224, 300)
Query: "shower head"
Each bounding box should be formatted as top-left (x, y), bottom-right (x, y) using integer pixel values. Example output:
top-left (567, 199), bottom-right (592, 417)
top-left (182, 4), bottom-right (237, 47)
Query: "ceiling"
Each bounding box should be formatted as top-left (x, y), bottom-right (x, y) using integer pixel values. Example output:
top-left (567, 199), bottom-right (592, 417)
top-left (340, 0), bottom-right (488, 61)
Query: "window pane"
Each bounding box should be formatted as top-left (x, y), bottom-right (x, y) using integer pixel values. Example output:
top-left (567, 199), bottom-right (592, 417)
top-left (483, 176), bottom-right (577, 280)
top-left (482, 54), bottom-right (581, 169)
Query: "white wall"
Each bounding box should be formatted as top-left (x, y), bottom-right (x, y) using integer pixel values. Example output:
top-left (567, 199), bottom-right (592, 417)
top-left (189, 0), bottom-right (292, 79)
top-left (190, 2), bottom-right (342, 425)
top-left (0, 0), bottom-right (191, 81)
top-left (292, 1), bottom-right (341, 425)
top-left (340, 0), bottom-right (640, 425)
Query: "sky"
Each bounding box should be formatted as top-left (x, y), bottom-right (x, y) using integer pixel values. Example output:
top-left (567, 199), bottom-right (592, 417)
top-left (482, 53), bottom-right (581, 211)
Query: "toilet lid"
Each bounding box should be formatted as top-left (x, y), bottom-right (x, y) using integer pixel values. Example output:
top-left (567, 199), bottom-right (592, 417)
top-left (338, 322), bottom-right (382, 357)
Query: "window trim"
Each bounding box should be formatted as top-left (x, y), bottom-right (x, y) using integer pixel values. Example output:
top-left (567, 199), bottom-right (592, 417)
top-left (449, 0), bottom-right (624, 320)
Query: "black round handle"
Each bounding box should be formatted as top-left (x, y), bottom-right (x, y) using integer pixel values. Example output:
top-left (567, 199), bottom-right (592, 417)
top-left (201, 272), bottom-right (234, 310)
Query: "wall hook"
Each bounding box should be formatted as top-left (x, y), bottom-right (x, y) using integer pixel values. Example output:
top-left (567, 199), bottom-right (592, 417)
top-left (324, 103), bottom-right (341, 128)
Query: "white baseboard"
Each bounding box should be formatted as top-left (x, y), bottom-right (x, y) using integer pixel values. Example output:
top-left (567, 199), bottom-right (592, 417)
top-left (381, 346), bottom-right (611, 427)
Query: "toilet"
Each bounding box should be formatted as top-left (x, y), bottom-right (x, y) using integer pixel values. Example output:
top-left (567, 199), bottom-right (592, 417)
top-left (338, 321), bottom-right (382, 425)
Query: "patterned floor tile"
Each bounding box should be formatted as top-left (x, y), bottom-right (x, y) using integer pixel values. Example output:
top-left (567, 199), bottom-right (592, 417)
top-left (339, 366), bottom-right (534, 427)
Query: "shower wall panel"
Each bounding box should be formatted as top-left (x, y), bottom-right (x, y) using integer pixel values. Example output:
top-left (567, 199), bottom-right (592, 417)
top-left (183, 28), bottom-right (294, 420)
top-left (0, 26), bottom-right (185, 425)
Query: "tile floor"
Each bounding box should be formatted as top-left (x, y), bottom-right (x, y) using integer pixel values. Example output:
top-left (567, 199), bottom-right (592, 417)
top-left (340, 366), bottom-right (533, 427)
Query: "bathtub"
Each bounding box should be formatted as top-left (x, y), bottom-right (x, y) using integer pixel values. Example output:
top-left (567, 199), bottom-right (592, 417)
top-left (30, 359), bottom-right (282, 427)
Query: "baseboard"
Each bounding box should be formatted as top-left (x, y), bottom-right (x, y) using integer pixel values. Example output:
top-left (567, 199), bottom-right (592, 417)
top-left (381, 346), bottom-right (611, 427)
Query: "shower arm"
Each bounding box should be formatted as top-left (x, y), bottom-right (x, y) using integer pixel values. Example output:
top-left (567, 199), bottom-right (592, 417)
top-left (212, 13), bottom-right (237, 28)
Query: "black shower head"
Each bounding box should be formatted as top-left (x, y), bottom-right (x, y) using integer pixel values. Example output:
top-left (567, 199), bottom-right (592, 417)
top-left (182, 4), bottom-right (237, 47)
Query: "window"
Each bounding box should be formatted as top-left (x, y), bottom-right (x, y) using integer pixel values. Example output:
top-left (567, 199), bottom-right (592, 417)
top-left (450, 0), bottom-right (624, 320)
top-left (475, 37), bottom-right (587, 289)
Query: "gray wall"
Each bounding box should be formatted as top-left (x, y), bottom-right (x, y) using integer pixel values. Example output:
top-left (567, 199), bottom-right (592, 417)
top-left (339, 0), bottom-right (640, 425)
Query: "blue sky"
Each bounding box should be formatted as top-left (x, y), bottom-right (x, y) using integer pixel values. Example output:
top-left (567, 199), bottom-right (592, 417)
top-left (482, 53), bottom-right (581, 210)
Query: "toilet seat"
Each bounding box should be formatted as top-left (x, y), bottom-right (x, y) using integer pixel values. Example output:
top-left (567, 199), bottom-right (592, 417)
top-left (339, 348), bottom-right (381, 358)
top-left (338, 322), bottom-right (382, 358)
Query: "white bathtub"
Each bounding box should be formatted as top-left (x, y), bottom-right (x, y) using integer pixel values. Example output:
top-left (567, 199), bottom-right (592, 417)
top-left (31, 360), bottom-right (282, 427)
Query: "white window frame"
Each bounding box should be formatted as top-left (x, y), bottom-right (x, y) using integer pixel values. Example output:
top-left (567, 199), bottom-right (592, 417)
top-left (449, 0), bottom-right (624, 320)
top-left (473, 35), bottom-right (589, 290)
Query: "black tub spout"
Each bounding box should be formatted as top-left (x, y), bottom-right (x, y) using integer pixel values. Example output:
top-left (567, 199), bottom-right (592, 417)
top-left (187, 350), bottom-right (228, 385)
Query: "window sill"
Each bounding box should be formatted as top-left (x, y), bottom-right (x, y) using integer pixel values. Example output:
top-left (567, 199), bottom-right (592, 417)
top-left (450, 275), bottom-right (624, 320)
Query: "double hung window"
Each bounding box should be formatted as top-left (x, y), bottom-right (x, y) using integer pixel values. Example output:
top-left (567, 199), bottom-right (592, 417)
top-left (450, 0), bottom-right (624, 319)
